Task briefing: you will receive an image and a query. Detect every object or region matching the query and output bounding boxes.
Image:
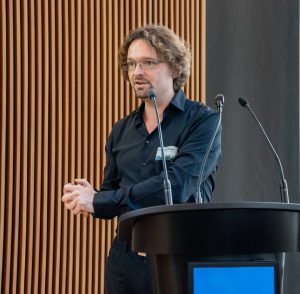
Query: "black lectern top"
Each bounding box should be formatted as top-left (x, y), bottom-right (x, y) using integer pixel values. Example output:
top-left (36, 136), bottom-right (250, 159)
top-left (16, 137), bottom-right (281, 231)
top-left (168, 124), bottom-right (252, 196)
top-left (118, 202), bottom-right (300, 255)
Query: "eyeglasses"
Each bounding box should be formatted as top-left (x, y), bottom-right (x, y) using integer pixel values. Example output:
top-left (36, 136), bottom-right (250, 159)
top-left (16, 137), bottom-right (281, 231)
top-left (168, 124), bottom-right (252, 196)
top-left (123, 59), bottom-right (164, 71)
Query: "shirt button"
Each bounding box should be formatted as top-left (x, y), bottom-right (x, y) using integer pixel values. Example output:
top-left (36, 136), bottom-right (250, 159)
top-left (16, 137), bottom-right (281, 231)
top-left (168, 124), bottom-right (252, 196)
top-left (142, 162), bottom-right (147, 167)
top-left (145, 140), bottom-right (150, 144)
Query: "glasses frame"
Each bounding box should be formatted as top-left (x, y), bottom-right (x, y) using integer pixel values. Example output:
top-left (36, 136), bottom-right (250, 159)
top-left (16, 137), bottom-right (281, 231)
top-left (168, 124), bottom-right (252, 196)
top-left (123, 59), bottom-right (164, 71)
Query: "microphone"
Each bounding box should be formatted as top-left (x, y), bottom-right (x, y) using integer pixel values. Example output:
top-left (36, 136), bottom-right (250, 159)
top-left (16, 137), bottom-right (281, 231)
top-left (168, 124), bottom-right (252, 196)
top-left (195, 94), bottom-right (224, 203)
top-left (148, 89), bottom-right (173, 205)
top-left (215, 93), bottom-right (225, 112)
top-left (238, 96), bottom-right (290, 203)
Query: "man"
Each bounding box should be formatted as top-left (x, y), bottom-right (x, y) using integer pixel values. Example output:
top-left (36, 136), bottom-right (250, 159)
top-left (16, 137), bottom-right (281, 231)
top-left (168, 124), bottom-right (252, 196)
top-left (62, 25), bottom-right (221, 293)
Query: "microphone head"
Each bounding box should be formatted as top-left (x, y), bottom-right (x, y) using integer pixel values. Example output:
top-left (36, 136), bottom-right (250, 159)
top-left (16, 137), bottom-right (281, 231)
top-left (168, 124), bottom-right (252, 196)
top-left (147, 88), bottom-right (156, 100)
top-left (238, 96), bottom-right (249, 107)
top-left (214, 94), bottom-right (225, 106)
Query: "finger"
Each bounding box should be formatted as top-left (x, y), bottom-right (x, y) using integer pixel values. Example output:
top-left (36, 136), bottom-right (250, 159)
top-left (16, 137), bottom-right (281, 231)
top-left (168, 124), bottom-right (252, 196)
top-left (63, 200), bottom-right (72, 208)
top-left (83, 211), bottom-right (90, 218)
top-left (75, 178), bottom-right (91, 188)
top-left (73, 209), bottom-right (81, 216)
top-left (62, 190), bottom-right (79, 203)
top-left (74, 204), bottom-right (86, 215)
top-left (63, 183), bottom-right (77, 193)
top-left (67, 198), bottom-right (79, 210)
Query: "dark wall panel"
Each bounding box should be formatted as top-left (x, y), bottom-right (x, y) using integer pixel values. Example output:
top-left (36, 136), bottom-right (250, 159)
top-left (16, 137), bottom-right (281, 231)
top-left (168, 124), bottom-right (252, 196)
top-left (207, 0), bottom-right (299, 203)
top-left (207, 1), bottom-right (299, 293)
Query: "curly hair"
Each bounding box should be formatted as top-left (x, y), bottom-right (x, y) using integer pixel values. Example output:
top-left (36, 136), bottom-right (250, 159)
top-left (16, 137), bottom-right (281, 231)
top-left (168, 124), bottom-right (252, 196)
top-left (119, 25), bottom-right (191, 91)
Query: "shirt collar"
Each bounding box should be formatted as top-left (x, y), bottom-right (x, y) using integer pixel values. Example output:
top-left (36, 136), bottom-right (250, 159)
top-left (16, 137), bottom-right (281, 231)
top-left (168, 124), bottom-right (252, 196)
top-left (135, 89), bottom-right (187, 126)
top-left (169, 89), bottom-right (186, 112)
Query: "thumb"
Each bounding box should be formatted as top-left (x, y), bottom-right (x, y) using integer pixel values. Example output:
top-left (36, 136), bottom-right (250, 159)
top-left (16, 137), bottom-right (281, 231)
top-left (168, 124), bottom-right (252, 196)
top-left (75, 178), bottom-right (91, 188)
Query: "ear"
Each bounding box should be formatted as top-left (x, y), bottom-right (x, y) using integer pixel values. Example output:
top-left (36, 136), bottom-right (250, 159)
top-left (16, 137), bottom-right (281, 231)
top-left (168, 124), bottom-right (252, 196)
top-left (170, 67), bottom-right (177, 79)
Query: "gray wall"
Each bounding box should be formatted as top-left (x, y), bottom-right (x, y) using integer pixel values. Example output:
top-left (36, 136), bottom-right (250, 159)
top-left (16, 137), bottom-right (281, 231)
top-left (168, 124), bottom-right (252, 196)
top-left (206, 1), bottom-right (299, 293)
top-left (207, 0), bottom-right (299, 202)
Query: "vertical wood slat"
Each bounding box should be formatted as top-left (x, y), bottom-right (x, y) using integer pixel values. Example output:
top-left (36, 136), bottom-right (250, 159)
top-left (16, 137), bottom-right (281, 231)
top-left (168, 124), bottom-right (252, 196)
top-left (19, 0), bottom-right (29, 292)
top-left (25, 1), bottom-right (35, 292)
top-left (41, 1), bottom-right (50, 292)
top-left (47, 0), bottom-right (55, 292)
top-left (67, 0), bottom-right (75, 292)
top-left (0, 0), bottom-right (6, 291)
top-left (87, 1), bottom-right (95, 292)
top-left (74, 0), bottom-right (82, 293)
top-left (13, 1), bottom-right (22, 294)
top-left (0, 1), bottom-right (206, 293)
top-left (33, 0), bottom-right (42, 292)
top-left (3, 4), bottom-right (13, 294)
top-left (54, 0), bottom-right (63, 292)
top-left (81, 0), bottom-right (88, 292)
top-left (61, 0), bottom-right (69, 292)
top-left (95, 2), bottom-right (102, 292)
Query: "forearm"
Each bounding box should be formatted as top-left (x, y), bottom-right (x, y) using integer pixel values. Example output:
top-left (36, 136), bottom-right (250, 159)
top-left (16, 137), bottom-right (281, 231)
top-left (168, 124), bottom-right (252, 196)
top-left (92, 186), bottom-right (132, 219)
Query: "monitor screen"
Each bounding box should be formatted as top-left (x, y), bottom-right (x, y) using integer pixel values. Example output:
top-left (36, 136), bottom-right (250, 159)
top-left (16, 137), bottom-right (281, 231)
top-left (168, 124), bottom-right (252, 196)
top-left (189, 261), bottom-right (279, 294)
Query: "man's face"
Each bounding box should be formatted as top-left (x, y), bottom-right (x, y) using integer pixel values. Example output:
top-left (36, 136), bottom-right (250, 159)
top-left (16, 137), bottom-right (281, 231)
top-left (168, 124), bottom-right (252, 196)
top-left (127, 39), bottom-right (174, 100)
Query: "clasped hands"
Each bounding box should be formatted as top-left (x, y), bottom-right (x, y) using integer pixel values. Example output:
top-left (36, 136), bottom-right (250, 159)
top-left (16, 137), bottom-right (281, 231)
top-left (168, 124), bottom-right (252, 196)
top-left (62, 179), bottom-right (96, 217)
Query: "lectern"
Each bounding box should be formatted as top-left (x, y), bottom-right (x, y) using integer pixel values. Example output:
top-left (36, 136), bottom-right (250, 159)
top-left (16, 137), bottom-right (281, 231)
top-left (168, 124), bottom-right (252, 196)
top-left (118, 202), bottom-right (300, 294)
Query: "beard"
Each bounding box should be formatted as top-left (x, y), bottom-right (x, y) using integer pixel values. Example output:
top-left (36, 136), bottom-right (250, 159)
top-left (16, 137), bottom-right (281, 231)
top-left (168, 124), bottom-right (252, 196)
top-left (134, 88), bottom-right (150, 99)
top-left (133, 83), bottom-right (152, 99)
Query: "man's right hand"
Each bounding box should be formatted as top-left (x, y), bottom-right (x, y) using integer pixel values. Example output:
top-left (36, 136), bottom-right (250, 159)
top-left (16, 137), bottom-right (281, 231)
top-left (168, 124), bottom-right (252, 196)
top-left (62, 178), bottom-right (96, 216)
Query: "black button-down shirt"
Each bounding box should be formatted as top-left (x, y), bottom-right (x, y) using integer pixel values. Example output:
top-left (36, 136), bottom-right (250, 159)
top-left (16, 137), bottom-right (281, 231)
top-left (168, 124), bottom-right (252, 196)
top-left (93, 90), bottom-right (222, 219)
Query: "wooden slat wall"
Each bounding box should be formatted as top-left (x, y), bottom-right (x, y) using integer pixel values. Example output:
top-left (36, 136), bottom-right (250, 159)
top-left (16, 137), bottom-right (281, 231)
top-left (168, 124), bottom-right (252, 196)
top-left (0, 0), bottom-right (205, 293)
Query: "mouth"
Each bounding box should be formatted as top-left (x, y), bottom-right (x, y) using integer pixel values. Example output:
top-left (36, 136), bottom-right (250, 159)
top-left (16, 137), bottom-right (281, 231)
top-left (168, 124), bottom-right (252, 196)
top-left (134, 81), bottom-right (150, 91)
top-left (134, 80), bottom-right (148, 85)
top-left (132, 81), bottom-right (152, 98)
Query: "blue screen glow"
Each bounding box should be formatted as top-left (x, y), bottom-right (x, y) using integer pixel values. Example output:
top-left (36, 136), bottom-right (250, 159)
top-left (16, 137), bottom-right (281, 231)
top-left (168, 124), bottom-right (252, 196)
top-left (193, 266), bottom-right (275, 294)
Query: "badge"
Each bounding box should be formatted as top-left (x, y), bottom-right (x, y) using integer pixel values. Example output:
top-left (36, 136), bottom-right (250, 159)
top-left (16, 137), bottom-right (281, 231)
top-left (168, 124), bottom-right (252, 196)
top-left (155, 146), bottom-right (178, 161)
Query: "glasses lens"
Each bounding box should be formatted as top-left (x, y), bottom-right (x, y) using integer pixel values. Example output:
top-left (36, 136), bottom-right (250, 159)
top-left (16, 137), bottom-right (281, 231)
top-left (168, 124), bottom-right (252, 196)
top-left (124, 60), bottom-right (161, 71)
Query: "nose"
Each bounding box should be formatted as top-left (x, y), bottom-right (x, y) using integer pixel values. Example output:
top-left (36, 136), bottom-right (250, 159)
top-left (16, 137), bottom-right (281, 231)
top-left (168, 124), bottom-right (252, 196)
top-left (133, 62), bottom-right (144, 75)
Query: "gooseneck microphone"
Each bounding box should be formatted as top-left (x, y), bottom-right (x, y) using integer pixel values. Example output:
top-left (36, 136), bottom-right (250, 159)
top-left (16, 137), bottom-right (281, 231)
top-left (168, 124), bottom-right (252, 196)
top-left (238, 96), bottom-right (290, 203)
top-left (195, 94), bottom-right (224, 203)
top-left (148, 89), bottom-right (173, 205)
